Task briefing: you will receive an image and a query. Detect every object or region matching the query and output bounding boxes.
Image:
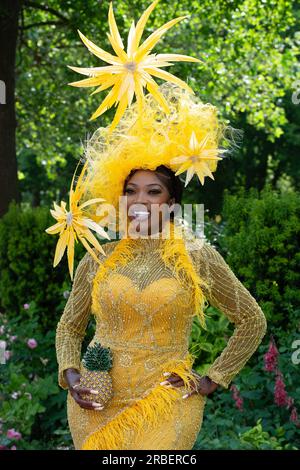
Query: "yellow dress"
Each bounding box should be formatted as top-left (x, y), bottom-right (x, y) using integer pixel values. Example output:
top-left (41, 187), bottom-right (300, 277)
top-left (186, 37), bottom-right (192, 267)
top-left (55, 237), bottom-right (267, 450)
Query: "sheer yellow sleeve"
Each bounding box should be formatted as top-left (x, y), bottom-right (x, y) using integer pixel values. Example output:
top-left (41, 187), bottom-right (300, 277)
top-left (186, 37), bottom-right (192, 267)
top-left (55, 252), bottom-right (97, 390)
top-left (190, 241), bottom-right (267, 389)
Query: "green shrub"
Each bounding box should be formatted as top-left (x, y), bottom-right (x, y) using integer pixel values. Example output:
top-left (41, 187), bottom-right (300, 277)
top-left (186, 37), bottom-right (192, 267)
top-left (0, 202), bottom-right (85, 330)
top-left (0, 310), bottom-right (73, 450)
top-left (217, 185), bottom-right (300, 331)
top-left (193, 338), bottom-right (300, 450)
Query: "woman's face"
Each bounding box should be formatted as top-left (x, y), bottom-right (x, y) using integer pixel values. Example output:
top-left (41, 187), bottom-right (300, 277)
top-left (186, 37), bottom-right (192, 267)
top-left (123, 170), bottom-right (175, 237)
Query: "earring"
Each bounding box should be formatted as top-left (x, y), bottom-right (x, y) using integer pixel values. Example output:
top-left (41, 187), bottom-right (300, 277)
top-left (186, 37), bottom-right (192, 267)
top-left (168, 203), bottom-right (175, 213)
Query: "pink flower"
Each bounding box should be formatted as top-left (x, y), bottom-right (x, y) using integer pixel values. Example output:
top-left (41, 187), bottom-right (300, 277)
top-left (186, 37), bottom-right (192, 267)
top-left (9, 335), bottom-right (17, 342)
top-left (286, 396), bottom-right (294, 410)
top-left (11, 446), bottom-right (17, 450)
top-left (23, 303), bottom-right (30, 310)
top-left (274, 371), bottom-right (288, 407)
top-left (63, 290), bottom-right (70, 299)
top-left (27, 338), bottom-right (38, 349)
top-left (4, 350), bottom-right (12, 360)
top-left (6, 429), bottom-right (22, 440)
top-left (290, 407), bottom-right (299, 425)
top-left (230, 384), bottom-right (244, 411)
top-left (264, 336), bottom-right (279, 372)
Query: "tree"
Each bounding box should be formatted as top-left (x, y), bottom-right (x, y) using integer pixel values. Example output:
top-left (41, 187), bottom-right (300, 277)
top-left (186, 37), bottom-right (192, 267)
top-left (0, 0), bottom-right (21, 217)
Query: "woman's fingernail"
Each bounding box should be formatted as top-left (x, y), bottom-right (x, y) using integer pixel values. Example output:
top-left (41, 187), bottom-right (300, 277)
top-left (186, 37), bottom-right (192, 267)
top-left (160, 381), bottom-right (169, 386)
top-left (163, 372), bottom-right (171, 377)
top-left (94, 407), bottom-right (104, 410)
top-left (182, 394), bottom-right (189, 399)
top-left (90, 390), bottom-right (99, 394)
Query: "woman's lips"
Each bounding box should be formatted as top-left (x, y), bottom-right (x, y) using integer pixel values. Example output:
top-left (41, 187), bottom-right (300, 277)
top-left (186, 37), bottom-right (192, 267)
top-left (129, 211), bottom-right (150, 221)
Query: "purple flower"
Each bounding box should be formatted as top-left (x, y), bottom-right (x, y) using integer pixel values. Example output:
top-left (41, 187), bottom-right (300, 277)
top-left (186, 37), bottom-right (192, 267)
top-left (9, 335), bottom-right (17, 343)
top-left (23, 303), bottom-right (30, 310)
top-left (27, 338), bottom-right (38, 349)
top-left (6, 429), bottom-right (22, 440)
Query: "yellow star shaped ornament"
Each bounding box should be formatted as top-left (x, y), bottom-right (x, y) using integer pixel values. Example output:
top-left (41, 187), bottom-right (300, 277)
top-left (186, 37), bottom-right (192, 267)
top-left (67, 0), bottom-right (203, 132)
top-left (170, 131), bottom-right (226, 187)
top-left (45, 161), bottom-right (110, 280)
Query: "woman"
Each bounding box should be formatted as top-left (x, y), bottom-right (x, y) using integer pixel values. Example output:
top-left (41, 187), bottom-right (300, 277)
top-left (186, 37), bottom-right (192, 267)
top-left (55, 162), bottom-right (267, 450)
top-left (50, 2), bottom-right (267, 449)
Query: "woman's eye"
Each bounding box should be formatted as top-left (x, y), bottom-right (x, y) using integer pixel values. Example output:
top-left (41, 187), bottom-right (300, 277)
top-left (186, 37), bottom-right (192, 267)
top-left (125, 188), bottom-right (161, 194)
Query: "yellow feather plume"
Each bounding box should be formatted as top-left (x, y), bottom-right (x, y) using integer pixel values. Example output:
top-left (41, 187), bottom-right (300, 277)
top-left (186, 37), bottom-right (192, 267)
top-left (81, 351), bottom-right (199, 450)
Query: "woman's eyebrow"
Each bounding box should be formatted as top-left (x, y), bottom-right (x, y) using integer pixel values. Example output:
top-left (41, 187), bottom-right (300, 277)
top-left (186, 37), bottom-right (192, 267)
top-left (126, 183), bottom-right (163, 187)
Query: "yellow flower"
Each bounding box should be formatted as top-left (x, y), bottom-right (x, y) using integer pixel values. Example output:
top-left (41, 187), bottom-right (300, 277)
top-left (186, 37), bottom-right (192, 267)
top-left (45, 161), bottom-right (110, 280)
top-left (67, 0), bottom-right (203, 132)
top-left (170, 131), bottom-right (225, 187)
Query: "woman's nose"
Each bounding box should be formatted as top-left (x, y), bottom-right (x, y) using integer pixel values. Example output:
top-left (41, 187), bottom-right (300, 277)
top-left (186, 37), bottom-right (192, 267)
top-left (131, 195), bottom-right (149, 207)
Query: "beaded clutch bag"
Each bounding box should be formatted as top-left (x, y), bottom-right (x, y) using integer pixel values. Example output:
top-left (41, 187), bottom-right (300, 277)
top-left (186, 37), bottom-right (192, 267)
top-left (80, 341), bottom-right (114, 406)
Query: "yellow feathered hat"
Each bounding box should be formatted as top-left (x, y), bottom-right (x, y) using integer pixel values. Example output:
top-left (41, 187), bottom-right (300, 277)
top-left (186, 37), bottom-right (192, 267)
top-left (45, 0), bottom-right (232, 285)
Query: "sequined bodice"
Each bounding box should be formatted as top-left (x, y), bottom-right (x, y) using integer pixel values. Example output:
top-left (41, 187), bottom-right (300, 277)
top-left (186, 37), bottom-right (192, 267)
top-left (93, 238), bottom-right (194, 355)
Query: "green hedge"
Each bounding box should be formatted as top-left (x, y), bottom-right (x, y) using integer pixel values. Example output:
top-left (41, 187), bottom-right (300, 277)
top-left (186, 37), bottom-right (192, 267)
top-left (0, 202), bottom-right (85, 330)
top-left (217, 185), bottom-right (300, 332)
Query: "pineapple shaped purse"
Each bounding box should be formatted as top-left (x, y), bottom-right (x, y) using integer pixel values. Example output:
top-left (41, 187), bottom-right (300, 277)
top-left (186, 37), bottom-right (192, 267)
top-left (80, 341), bottom-right (114, 407)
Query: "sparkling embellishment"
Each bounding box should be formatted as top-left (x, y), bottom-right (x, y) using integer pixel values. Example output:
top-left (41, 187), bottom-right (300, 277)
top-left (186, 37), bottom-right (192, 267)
top-left (119, 353), bottom-right (133, 368)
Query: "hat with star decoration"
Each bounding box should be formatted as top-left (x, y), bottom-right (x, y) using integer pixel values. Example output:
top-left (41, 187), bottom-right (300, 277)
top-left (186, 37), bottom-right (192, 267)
top-left (45, 0), bottom-right (237, 281)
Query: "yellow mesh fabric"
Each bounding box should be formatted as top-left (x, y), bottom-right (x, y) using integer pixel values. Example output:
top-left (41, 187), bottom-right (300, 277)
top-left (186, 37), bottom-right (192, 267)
top-left (189, 243), bottom-right (267, 389)
top-left (55, 237), bottom-right (267, 450)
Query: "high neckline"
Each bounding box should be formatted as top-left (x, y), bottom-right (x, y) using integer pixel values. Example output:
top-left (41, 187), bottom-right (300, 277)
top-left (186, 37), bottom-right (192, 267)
top-left (126, 221), bottom-right (175, 249)
top-left (119, 221), bottom-right (187, 250)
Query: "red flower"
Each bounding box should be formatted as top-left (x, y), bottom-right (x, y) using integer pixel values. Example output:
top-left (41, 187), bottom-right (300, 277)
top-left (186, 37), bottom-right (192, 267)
top-left (230, 384), bottom-right (244, 411)
top-left (290, 407), bottom-right (299, 425)
top-left (264, 336), bottom-right (279, 372)
top-left (274, 371), bottom-right (288, 407)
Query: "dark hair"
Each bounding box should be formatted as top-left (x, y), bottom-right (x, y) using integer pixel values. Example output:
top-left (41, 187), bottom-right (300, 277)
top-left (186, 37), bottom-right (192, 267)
top-left (123, 165), bottom-right (183, 221)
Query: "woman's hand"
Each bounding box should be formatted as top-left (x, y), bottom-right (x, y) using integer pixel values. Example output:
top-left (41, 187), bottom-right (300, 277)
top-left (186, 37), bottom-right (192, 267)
top-left (160, 369), bottom-right (219, 399)
top-left (63, 368), bottom-right (104, 411)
